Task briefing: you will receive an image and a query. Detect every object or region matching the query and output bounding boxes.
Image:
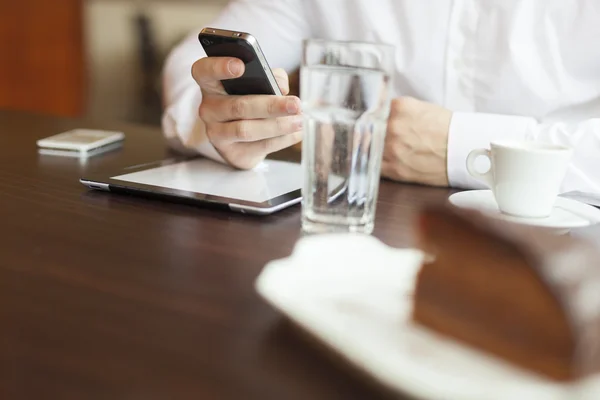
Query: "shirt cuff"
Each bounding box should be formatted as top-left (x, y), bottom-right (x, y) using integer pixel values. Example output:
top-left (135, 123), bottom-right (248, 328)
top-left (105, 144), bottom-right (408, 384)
top-left (447, 112), bottom-right (534, 189)
top-left (161, 87), bottom-right (226, 163)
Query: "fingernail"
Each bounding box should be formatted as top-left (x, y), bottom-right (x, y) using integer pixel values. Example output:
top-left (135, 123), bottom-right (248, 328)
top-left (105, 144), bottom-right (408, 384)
top-left (227, 60), bottom-right (243, 76)
top-left (292, 115), bottom-right (304, 130)
top-left (286, 98), bottom-right (300, 114)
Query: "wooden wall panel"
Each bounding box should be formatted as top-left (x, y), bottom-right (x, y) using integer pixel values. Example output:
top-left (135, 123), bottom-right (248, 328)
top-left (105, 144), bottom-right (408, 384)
top-left (0, 0), bottom-right (85, 117)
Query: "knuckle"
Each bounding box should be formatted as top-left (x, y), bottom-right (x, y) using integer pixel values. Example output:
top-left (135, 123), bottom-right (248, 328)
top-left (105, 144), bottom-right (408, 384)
top-left (391, 97), bottom-right (405, 111)
top-left (393, 96), bottom-right (417, 112)
top-left (211, 58), bottom-right (224, 76)
top-left (259, 138), bottom-right (273, 154)
top-left (204, 123), bottom-right (218, 141)
top-left (275, 116), bottom-right (288, 133)
top-left (231, 97), bottom-right (249, 119)
top-left (234, 120), bottom-right (251, 141)
top-left (267, 97), bottom-right (280, 115)
top-left (198, 101), bottom-right (211, 120)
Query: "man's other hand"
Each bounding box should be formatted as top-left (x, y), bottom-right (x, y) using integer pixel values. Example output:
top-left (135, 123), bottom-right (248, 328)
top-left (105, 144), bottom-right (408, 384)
top-left (382, 97), bottom-right (452, 187)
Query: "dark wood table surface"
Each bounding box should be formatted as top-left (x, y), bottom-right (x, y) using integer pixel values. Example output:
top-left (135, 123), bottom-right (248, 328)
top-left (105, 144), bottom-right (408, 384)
top-left (0, 110), bottom-right (463, 399)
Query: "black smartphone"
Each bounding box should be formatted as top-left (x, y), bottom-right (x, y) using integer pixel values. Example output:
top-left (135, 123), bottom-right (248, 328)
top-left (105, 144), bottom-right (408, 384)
top-left (198, 27), bottom-right (282, 96)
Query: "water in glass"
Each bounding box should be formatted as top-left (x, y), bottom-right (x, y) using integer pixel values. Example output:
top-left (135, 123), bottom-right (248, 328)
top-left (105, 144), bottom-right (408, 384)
top-left (301, 64), bottom-right (391, 234)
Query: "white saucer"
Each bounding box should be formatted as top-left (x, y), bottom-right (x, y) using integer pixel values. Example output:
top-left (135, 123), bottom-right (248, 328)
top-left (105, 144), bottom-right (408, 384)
top-left (448, 190), bottom-right (600, 230)
top-left (256, 234), bottom-right (600, 400)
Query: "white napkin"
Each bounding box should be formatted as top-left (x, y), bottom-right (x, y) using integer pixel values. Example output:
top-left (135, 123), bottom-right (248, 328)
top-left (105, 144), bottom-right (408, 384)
top-left (260, 233), bottom-right (422, 303)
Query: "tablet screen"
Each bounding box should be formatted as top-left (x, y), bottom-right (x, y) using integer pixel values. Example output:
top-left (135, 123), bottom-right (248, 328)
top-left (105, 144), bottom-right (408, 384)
top-left (112, 158), bottom-right (302, 203)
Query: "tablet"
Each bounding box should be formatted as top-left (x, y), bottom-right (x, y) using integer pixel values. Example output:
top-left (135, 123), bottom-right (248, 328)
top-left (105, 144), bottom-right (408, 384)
top-left (80, 157), bottom-right (303, 215)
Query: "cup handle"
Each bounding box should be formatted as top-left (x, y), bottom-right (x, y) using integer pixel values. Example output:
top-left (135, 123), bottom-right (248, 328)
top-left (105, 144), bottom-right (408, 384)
top-left (466, 148), bottom-right (494, 188)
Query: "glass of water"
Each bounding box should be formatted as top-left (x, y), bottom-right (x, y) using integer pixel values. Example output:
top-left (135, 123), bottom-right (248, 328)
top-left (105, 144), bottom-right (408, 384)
top-left (300, 39), bottom-right (395, 234)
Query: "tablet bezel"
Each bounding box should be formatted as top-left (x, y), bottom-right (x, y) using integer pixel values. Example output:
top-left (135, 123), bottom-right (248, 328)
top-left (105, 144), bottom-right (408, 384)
top-left (80, 157), bottom-right (303, 215)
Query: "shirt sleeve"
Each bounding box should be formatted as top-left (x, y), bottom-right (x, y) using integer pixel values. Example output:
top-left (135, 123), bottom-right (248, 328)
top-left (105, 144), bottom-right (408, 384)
top-left (161, 0), bottom-right (310, 162)
top-left (448, 112), bottom-right (600, 196)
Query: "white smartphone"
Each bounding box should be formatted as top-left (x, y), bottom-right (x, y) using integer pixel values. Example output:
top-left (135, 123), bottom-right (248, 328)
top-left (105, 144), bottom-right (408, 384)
top-left (37, 129), bottom-right (125, 155)
top-left (198, 27), bottom-right (282, 96)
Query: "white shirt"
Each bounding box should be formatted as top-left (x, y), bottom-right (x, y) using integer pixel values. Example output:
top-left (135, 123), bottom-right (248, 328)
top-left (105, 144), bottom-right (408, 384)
top-left (162, 0), bottom-right (600, 196)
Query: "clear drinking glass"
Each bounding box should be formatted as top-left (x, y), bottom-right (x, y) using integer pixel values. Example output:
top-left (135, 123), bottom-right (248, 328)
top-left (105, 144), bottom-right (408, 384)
top-left (300, 39), bottom-right (395, 234)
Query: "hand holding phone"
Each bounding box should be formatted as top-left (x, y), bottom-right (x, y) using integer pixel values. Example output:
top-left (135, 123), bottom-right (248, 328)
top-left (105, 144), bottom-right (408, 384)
top-left (191, 28), bottom-right (303, 170)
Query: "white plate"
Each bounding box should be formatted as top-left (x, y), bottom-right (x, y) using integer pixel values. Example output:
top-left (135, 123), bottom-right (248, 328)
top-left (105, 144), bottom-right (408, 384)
top-left (448, 190), bottom-right (600, 230)
top-left (255, 234), bottom-right (600, 400)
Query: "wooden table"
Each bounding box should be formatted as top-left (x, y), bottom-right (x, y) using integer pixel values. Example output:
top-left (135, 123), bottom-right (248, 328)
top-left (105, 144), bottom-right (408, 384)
top-left (0, 110), bottom-right (453, 399)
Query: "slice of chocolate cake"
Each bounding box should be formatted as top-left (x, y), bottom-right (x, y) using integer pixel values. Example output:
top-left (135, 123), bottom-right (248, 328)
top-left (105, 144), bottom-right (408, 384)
top-left (412, 205), bottom-right (600, 381)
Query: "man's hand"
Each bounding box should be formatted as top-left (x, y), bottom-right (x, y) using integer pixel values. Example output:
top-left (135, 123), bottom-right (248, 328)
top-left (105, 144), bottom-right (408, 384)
top-left (381, 97), bottom-right (452, 187)
top-left (191, 57), bottom-right (303, 169)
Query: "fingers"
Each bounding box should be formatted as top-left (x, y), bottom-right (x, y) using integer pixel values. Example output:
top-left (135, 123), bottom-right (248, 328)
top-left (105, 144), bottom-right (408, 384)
top-left (200, 94), bottom-right (301, 122)
top-left (207, 115), bottom-right (304, 142)
top-left (192, 58), bottom-right (291, 97)
top-left (245, 130), bottom-right (303, 155)
top-left (272, 68), bottom-right (290, 95)
top-left (192, 57), bottom-right (245, 94)
top-left (192, 60), bottom-right (302, 168)
top-left (217, 130), bottom-right (303, 170)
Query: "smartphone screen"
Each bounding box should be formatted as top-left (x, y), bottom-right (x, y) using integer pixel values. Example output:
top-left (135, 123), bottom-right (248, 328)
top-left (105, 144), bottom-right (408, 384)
top-left (199, 33), bottom-right (279, 96)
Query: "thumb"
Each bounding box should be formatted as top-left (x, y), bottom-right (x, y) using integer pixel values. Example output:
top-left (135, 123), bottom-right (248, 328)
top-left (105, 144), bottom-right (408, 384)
top-left (192, 57), bottom-right (245, 95)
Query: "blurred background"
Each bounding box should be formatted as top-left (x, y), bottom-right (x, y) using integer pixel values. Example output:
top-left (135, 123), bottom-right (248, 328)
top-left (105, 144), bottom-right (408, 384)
top-left (0, 0), bottom-right (227, 126)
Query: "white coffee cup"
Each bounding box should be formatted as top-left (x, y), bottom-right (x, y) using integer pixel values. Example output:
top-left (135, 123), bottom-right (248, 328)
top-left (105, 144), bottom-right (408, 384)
top-left (466, 141), bottom-right (573, 218)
